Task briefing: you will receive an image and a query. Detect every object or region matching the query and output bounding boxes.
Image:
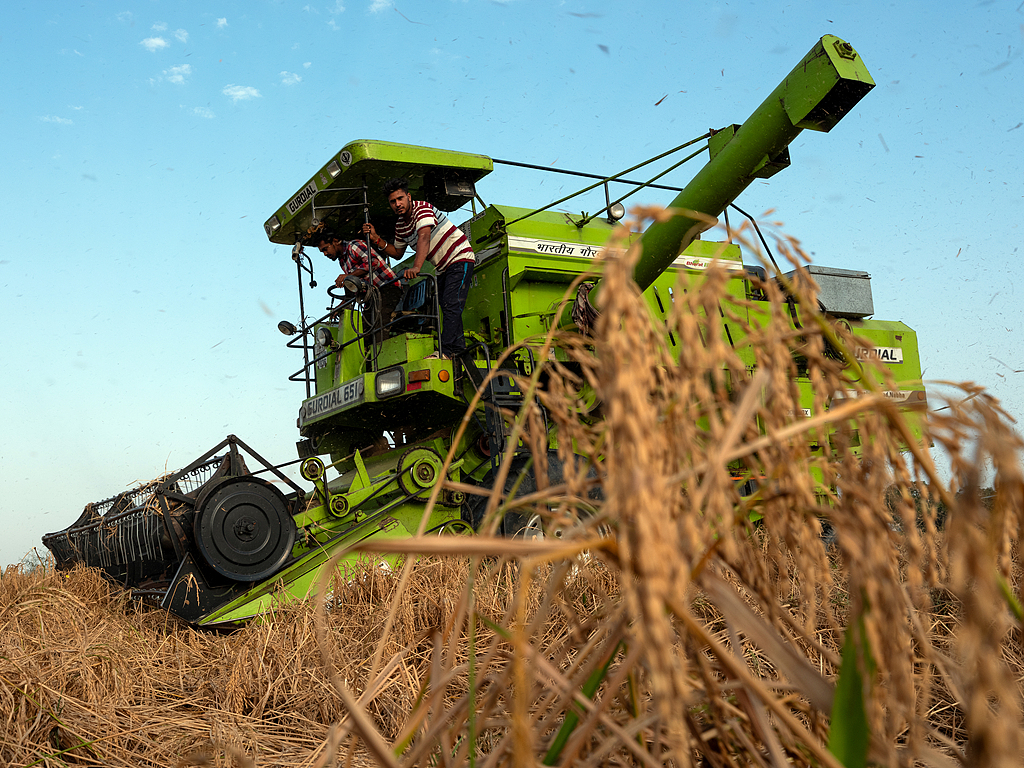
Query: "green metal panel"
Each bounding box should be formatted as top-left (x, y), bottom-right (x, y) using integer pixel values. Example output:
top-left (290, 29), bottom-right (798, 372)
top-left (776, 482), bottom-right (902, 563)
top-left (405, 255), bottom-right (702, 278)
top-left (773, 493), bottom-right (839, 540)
top-left (374, 333), bottom-right (436, 369)
top-left (462, 253), bottom-right (512, 348)
top-left (845, 319), bottom-right (928, 439)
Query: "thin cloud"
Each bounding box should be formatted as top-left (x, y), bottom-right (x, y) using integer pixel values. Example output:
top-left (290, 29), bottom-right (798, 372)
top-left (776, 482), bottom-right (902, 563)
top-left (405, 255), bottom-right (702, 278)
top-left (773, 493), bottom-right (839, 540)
top-left (41, 115), bottom-right (73, 125)
top-left (174, 29), bottom-right (189, 43)
top-left (141, 37), bottom-right (169, 52)
top-left (191, 106), bottom-right (215, 119)
top-left (216, 18), bottom-right (228, 29)
top-left (303, 62), bottom-right (312, 68)
top-left (369, 0), bottom-right (390, 12)
top-left (280, 71), bottom-right (302, 86)
top-left (116, 11), bottom-right (133, 23)
top-left (223, 84), bottom-right (261, 102)
top-left (152, 22), bottom-right (168, 32)
top-left (165, 64), bottom-right (192, 84)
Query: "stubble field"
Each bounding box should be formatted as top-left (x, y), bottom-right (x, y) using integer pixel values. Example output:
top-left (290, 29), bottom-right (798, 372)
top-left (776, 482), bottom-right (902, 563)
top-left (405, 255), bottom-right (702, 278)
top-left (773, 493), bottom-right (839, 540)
top-left (3, 218), bottom-right (1022, 767)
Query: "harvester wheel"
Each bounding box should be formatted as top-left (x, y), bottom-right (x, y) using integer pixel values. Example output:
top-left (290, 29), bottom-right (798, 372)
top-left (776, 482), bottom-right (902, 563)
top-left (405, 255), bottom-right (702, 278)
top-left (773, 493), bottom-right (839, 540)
top-left (468, 452), bottom-right (603, 538)
top-left (193, 477), bottom-right (296, 582)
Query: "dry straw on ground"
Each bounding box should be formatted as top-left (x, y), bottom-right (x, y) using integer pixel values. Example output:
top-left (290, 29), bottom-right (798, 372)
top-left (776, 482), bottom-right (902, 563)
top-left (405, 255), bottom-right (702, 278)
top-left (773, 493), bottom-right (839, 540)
top-left (3, 210), bottom-right (1023, 767)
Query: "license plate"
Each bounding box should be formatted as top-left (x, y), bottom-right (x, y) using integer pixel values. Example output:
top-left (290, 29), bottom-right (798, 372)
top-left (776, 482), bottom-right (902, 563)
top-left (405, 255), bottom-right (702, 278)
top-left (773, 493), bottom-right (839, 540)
top-left (300, 377), bottom-right (365, 425)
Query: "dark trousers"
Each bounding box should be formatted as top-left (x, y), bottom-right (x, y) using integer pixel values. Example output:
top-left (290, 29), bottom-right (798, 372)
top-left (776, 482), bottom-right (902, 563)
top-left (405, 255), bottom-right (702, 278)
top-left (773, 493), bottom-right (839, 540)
top-left (437, 261), bottom-right (473, 357)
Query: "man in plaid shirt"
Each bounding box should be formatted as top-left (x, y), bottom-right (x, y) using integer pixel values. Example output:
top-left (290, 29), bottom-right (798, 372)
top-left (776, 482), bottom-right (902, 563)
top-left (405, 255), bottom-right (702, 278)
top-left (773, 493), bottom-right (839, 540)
top-left (315, 233), bottom-right (403, 345)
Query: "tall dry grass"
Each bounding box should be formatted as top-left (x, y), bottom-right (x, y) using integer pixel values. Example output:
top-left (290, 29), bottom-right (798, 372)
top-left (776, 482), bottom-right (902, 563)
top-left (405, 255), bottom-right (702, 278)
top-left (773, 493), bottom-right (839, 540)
top-left (3, 210), bottom-right (1023, 767)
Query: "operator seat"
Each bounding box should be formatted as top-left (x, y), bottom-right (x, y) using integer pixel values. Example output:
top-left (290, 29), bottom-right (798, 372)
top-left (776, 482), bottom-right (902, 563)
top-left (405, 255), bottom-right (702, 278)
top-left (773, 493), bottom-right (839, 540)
top-left (389, 277), bottom-right (438, 335)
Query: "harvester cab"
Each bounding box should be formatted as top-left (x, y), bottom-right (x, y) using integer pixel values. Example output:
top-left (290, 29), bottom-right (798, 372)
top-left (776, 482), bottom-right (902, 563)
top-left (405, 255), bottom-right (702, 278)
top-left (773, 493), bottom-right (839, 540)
top-left (266, 141), bottom-right (502, 470)
top-left (43, 35), bottom-right (928, 627)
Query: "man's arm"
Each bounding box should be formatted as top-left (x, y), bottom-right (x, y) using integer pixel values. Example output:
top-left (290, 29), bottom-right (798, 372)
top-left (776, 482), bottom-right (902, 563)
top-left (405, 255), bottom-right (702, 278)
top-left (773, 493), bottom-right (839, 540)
top-left (334, 267), bottom-right (369, 288)
top-left (334, 242), bottom-right (371, 287)
top-left (403, 226), bottom-right (431, 279)
top-left (362, 222), bottom-right (402, 258)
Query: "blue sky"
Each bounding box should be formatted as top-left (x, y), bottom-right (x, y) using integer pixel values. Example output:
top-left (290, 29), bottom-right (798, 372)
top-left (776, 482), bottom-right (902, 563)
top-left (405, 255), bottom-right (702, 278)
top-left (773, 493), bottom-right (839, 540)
top-left (2, 1), bottom-right (1022, 566)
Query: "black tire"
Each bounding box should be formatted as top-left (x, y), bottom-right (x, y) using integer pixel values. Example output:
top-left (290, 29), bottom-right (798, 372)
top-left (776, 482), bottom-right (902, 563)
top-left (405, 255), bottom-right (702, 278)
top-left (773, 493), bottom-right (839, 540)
top-left (467, 452), bottom-right (602, 538)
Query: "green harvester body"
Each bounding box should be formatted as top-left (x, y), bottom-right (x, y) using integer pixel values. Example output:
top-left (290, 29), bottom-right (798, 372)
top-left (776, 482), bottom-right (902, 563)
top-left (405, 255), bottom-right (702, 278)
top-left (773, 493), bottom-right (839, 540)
top-left (43, 36), bottom-right (926, 627)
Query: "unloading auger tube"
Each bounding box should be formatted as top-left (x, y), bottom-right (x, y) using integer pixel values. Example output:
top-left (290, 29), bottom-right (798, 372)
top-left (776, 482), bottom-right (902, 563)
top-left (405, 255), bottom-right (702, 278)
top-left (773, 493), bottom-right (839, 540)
top-left (627, 34), bottom-right (874, 293)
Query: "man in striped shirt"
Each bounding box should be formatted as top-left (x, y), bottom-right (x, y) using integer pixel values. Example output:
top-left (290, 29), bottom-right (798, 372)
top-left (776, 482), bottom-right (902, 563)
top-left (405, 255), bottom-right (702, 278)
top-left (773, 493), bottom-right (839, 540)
top-left (362, 177), bottom-right (475, 359)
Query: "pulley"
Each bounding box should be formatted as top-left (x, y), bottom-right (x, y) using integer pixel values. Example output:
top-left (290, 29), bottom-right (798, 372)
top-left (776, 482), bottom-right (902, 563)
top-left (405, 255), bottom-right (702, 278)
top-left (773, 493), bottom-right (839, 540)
top-left (396, 447), bottom-right (445, 501)
top-left (194, 476), bottom-right (296, 582)
top-left (300, 456), bottom-right (326, 481)
top-left (328, 494), bottom-right (350, 517)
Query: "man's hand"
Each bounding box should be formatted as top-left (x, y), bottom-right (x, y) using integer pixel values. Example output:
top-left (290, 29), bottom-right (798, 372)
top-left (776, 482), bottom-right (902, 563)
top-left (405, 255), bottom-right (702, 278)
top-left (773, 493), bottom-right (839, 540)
top-left (361, 222), bottom-right (388, 252)
top-left (404, 226), bottom-right (430, 280)
top-left (334, 274), bottom-right (348, 288)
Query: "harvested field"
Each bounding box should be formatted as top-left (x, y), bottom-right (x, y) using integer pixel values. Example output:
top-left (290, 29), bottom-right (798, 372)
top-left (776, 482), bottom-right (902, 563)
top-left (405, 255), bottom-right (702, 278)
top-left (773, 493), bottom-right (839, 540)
top-left (4, 215), bottom-right (1023, 767)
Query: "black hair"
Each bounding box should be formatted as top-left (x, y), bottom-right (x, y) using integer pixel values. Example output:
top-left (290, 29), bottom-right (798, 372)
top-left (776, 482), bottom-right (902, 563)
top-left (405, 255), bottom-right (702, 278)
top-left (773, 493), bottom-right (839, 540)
top-left (308, 230), bottom-right (340, 252)
top-left (384, 177), bottom-right (409, 196)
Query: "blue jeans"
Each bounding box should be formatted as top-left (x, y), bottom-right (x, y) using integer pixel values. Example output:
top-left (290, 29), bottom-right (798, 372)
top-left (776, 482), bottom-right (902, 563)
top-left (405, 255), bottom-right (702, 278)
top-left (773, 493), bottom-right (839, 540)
top-left (437, 260), bottom-right (473, 357)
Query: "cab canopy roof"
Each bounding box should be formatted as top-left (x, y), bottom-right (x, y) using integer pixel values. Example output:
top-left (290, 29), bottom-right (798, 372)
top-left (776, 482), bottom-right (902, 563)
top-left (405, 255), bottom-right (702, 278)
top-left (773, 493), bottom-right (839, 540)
top-left (264, 140), bottom-right (493, 246)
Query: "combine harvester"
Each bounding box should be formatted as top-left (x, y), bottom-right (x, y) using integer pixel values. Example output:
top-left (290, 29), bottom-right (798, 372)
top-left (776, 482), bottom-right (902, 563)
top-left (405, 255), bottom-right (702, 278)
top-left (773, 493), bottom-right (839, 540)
top-left (44, 36), bottom-right (926, 627)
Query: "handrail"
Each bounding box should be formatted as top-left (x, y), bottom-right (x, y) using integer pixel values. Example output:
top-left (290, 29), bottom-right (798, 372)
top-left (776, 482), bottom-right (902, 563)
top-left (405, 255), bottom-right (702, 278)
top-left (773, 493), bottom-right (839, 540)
top-left (497, 133), bottom-right (710, 228)
top-left (286, 274), bottom-right (443, 391)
